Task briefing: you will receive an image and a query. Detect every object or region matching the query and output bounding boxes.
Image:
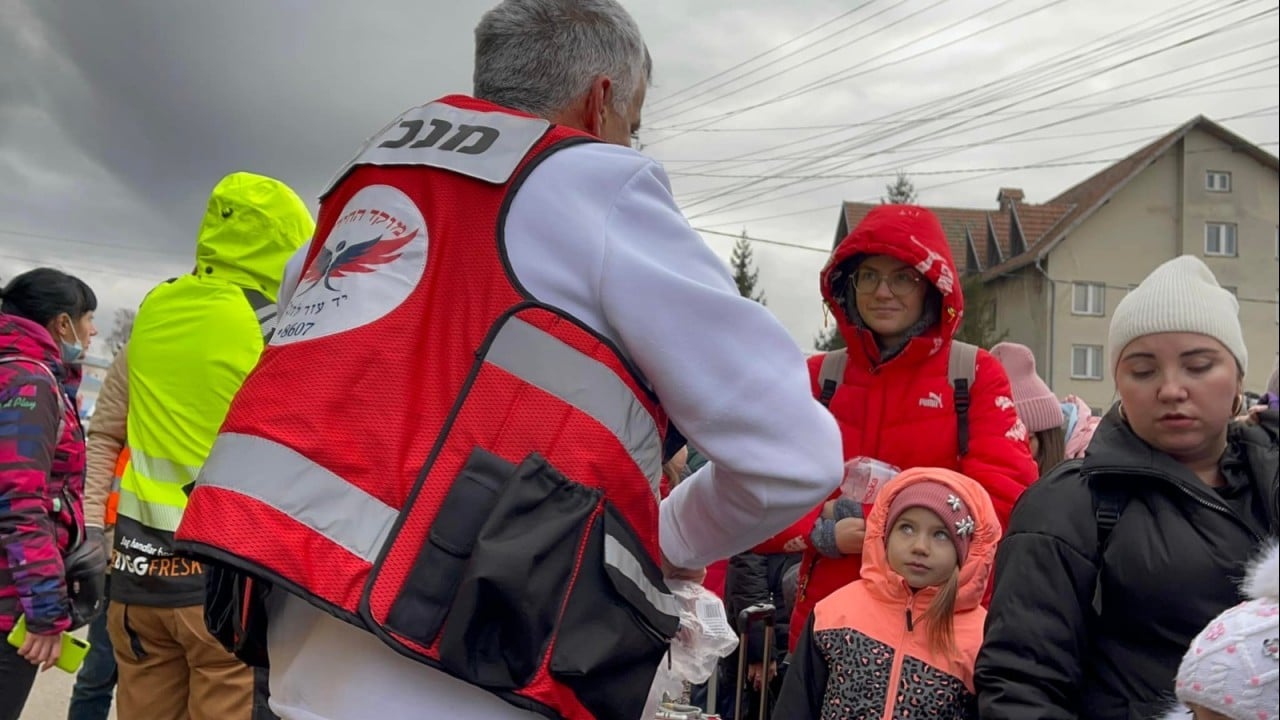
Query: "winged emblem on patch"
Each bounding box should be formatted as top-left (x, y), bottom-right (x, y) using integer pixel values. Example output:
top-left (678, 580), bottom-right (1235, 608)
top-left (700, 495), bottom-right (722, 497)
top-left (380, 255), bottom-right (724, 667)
top-left (299, 229), bottom-right (418, 293)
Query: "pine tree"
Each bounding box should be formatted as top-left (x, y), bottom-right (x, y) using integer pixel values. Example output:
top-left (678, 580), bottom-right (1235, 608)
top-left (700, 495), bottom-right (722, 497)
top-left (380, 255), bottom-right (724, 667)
top-left (814, 325), bottom-right (846, 351)
top-left (729, 231), bottom-right (766, 304)
top-left (953, 275), bottom-right (1008, 349)
top-left (881, 172), bottom-right (918, 205)
top-left (106, 308), bottom-right (136, 357)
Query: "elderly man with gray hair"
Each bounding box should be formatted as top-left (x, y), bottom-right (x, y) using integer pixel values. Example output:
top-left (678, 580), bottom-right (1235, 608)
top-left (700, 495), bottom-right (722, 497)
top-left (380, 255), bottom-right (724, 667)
top-left (173, 1), bottom-right (843, 719)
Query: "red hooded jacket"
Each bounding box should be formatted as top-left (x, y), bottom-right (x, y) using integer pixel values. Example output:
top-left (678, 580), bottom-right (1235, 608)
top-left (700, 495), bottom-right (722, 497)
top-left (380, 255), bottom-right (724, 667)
top-left (755, 205), bottom-right (1037, 651)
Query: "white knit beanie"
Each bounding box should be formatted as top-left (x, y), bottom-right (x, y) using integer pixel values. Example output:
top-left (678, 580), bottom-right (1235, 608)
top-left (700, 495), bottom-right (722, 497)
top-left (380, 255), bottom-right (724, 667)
top-left (1172, 543), bottom-right (1279, 720)
top-left (1109, 255), bottom-right (1247, 374)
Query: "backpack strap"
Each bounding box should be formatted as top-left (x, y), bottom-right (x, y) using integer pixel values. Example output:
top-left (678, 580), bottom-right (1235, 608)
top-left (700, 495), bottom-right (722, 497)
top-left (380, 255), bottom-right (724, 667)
top-left (1089, 475), bottom-right (1129, 616)
top-left (948, 341), bottom-right (979, 457)
top-left (817, 350), bottom-right (849, 407)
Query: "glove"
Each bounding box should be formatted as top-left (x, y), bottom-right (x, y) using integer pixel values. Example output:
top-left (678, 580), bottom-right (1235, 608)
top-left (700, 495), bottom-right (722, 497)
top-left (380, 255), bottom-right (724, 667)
top-left (64, 526), bottom-right (109, 629)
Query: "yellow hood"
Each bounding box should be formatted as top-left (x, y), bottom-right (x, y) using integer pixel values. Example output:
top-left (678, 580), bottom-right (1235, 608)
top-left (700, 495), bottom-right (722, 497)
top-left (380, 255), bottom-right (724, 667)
top-left (194, 172), bottom-right (314, 301)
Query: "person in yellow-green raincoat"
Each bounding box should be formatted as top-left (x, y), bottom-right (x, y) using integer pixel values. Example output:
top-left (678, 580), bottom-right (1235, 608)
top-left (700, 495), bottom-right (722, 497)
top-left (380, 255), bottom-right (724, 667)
top-left (106, 173), bottom-right (313, 720)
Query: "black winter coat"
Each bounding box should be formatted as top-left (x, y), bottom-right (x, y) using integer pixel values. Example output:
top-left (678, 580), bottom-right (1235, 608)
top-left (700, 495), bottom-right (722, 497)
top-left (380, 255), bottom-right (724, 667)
top-left (724, 551), bottom-right (801, 664)
top-left (976, 408), bottom-right (1278, 720)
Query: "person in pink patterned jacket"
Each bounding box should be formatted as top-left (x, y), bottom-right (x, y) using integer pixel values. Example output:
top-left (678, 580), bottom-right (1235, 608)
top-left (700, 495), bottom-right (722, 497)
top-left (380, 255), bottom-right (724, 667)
top-left (0, 268), bottom-right (98, 720)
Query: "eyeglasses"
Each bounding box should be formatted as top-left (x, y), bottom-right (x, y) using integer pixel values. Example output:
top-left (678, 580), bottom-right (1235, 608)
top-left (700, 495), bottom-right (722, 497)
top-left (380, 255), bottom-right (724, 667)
top-left (852, 268), bottom-right (924, 297)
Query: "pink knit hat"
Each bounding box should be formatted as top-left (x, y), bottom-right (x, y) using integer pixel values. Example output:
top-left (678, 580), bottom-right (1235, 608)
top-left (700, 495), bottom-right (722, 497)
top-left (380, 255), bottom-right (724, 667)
top-left (885, 481), bottom-right (976, 564)
top-left (991, 342), bottom-right (1063, 433)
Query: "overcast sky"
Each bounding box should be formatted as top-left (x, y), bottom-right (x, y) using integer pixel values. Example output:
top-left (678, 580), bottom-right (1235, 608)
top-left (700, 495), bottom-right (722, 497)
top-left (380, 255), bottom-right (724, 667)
top-left (1, 0), bottom-right (1276, 356)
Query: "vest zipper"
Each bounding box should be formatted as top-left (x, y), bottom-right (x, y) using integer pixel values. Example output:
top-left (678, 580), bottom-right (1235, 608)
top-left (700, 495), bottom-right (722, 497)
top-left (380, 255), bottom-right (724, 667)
top-left (905, 607), bottom-right (914, 632)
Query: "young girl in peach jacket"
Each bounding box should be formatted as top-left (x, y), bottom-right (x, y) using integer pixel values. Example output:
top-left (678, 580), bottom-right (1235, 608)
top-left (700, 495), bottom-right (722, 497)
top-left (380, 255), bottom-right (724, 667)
top-left (773, 467), bottom-right (1000, 719)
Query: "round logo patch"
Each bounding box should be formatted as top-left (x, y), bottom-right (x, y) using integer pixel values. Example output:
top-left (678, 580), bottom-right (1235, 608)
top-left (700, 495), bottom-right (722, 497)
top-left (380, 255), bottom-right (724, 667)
top-left (273, 185), bottom-right (428, 345)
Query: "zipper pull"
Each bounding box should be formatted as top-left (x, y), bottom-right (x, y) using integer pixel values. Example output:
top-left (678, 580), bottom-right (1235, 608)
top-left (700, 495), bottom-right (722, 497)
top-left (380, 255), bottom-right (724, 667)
top-left (905, 607), bottom-right (914, 632)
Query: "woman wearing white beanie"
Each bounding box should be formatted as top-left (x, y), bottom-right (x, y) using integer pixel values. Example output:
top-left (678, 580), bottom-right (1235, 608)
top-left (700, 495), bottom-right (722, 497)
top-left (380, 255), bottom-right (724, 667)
top-left (978, 255), bottom-right (1279, 720)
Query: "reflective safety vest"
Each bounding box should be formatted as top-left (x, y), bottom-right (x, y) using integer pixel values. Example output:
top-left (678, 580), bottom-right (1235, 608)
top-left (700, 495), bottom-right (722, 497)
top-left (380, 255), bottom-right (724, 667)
top-left (177, 96), bottom-right (680, 720)
top-left (116, 172), bottom-right (311, 607)
top-left (114, 280), bottom-right (267, 605)
top-left (105, 447), bottom-right (128, 526)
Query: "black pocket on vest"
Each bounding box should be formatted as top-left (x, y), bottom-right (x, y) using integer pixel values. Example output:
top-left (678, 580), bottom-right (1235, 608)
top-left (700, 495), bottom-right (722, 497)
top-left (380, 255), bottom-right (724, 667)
top-left (204, 562), bottom-right (272, 668)
top-left (385, 447), bottom-right (516, 646)
top-left (549, 506), bottom-right (679, 719)
top-left (435, 454), bottom-right (602, 690)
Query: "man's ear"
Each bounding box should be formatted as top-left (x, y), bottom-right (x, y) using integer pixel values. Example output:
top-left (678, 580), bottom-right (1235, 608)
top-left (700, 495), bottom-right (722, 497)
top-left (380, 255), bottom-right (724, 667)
top-left (583, 75), bottom-right (612, 138)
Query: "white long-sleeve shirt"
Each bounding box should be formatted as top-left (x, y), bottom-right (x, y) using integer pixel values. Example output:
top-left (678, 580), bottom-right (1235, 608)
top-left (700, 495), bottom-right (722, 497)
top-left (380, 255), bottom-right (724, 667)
top-left (266, 140), bottom-right (842, 720)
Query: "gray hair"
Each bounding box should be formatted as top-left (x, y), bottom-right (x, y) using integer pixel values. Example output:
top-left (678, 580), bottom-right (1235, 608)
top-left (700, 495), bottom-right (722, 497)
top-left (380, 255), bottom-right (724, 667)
top-left (474, 0), bottom-right (651, 118)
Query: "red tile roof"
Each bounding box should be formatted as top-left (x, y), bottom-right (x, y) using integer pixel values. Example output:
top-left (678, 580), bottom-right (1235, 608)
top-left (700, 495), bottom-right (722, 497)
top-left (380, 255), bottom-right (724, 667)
top-left (838, 199), bottom-right (1072, 273)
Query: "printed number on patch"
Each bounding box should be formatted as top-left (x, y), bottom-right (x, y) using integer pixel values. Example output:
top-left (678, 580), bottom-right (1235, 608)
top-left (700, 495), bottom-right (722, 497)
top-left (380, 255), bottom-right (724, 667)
top-left (276, 321), bottom-right (315, 340)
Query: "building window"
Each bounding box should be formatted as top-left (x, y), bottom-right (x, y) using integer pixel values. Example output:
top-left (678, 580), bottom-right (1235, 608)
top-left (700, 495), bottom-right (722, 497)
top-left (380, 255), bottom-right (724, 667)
top-left (1071, 345), bottom-right (1104, 380)
top-left (1205, 171), bottom-right (1231, 192)
top-left (1072, 282), bottom-right (1106, 316)
top-left (1204, 223), bottom-right (1238, 257)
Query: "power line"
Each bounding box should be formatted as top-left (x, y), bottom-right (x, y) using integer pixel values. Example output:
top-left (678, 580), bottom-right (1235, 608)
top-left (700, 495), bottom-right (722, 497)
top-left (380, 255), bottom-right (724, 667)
top-left (0, 228), bottom-right (188, 262)
top-left (687, 105), bottom-right (1280, 229)
top-left (670, 114), bottom-right (1280, 178)
top-left (665, 0), bottom-right (1248, 181)
top-left (661, 0), bottom-right (1239, 135)
top-left (866, 130), bottom-right (1278, 202)
top-left (691, 227), bottom-right (832, 254)
top-left (682, 132), bottom-right (1177, 207)
top-left (648, 0), bottom-right (957, 125)
top-left (644, 1), bottom-right (884, 113)
top-left (0, 251), bottom-right (181, 285)
top-left (647, 84), bottom-right (1277, 141)
top-left (682, 62), bottom-right (1276, 204)
top-left (678, 5), bottom-right (1275, 208)
top-left (681, 19), bottom-right (1279, 216)
top-left (674, 157), bottom-right (1124, 181)
top-left (649, 0), bottom-right (1057, 139)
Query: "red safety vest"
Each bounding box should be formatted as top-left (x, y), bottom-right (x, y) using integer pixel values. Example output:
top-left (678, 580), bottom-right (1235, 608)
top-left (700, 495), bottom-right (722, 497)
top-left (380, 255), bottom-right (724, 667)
top-left (177, 96), bottom-right (679, 719)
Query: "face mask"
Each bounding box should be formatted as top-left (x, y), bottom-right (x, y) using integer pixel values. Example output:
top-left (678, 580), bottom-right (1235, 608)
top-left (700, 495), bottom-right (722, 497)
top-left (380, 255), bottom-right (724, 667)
top-left (60, 316), bottom-right (85, 364)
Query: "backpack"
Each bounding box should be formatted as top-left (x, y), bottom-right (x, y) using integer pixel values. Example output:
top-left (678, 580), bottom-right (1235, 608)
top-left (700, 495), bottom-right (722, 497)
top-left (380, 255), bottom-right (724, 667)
top-left (1039, 458), bottom-right (1128, 616)
top-left (816, 341), bottom-right (980, 456)
top-left (1090, 477), bottom-right (1129, 615)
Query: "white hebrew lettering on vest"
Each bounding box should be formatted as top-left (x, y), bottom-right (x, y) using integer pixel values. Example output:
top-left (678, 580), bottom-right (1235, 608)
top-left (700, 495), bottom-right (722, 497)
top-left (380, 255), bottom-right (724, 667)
top-left (273, 184), bottom-right (428, 346)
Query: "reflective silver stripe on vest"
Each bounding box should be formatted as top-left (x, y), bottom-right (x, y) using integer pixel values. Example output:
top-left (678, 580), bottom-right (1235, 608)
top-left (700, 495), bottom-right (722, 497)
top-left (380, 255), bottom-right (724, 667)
top-left (603, 533), bottom-right (681, 619)
top-left (486, 318), bottom-right (663, 487)
top-left (131, 448), bottom-right (201, 486)
top-left (197, 433), bottom-right (397, 564)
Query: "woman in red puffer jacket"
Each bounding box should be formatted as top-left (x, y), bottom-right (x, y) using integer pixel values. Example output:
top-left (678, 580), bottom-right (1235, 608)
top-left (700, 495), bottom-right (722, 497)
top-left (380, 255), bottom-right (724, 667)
top-left (754, 205), bottom-right (1038, 652)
